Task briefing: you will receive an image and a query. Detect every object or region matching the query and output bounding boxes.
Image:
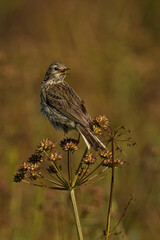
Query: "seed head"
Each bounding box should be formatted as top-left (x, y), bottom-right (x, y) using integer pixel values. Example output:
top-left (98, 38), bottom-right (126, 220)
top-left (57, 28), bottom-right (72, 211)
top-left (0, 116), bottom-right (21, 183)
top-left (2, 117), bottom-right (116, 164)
top-left (61, 138), bottom-right (78, 152)
top-left (99, 149), bottom-right (112, 159)
top-left (19, 162), bottom-right (28, 171)
top-left (93, 125), bottom-right (102, 135)
top-left (49, 152), bottom-right (62, 161)
top-left (83, 152), bottom-right (97, 165)
top-left (94, 115), bottom-right (109, 131)
top-left (27, 162), bottom-right (41, 172)
top-left (28, 153), bottom-right (43, 163)
top-left (37, 139), bottom-right (56, 152)
top-left (13, 171), bottom-right (26, 182)
top-left (102, 157), bottom-right (123, 168)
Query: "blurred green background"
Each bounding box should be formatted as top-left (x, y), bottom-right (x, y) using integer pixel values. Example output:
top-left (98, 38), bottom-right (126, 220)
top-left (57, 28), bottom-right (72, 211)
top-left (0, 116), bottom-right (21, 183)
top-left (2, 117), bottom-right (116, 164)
top-left (0, 0), bottom-right (160, 239)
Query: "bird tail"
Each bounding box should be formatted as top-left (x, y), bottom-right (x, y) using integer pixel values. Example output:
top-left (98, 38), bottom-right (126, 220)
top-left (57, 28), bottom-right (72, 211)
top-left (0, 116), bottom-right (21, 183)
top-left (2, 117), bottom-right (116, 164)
top-left (77, 125), bottom-right (106, 150)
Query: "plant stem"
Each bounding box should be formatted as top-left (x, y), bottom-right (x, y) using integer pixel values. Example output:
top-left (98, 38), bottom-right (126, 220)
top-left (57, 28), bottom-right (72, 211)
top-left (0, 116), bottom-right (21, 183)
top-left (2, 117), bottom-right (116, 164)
top-left (105, 137), bottom-right (115, 239)
top-left (72, 147), bottom-right (88, 188)
top-left (68, 150), bottom-right (71, 184)
top-left (77, 162), bottom-right (102, 185)
top-left (70, 189), bottom-right (84, 240)
top-left (44, 151), bottom-right (67, 185)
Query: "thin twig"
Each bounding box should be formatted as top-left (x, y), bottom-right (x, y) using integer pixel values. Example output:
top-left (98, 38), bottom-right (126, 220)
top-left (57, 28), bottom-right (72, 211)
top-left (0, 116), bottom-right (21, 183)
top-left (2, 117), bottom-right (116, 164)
top-left (75, 165), bottom-right (89, 186)
top-left (44, 150), bottom-right (68, 185)
top-left (105, 135), bottom-right (115, 239)
top-left (45, 168), bottom-right (68, 187)
top-left (40, 174), bottom-right (65, 187)
top-left (110, 194), bottom-right (135, 234)
top-left (72, 147), bottom-right (88, 188)
top-left (79, 166), bottom-right (108, 186)
top-left (22, 179), bottom-right (67, 190)
top-left (77, 162), bottom-right (102, 186)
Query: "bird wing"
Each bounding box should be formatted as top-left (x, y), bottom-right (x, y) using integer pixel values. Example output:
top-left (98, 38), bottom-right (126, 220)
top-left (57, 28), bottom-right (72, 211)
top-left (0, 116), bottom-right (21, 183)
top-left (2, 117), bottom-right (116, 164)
top-left (44, 82), bottom-right (92, 127)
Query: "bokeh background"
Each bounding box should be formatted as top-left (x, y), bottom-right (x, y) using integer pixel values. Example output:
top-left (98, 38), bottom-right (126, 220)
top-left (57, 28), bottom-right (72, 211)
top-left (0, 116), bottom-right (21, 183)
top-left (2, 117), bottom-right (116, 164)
top-left (0, 0), bottom-right (160, 239)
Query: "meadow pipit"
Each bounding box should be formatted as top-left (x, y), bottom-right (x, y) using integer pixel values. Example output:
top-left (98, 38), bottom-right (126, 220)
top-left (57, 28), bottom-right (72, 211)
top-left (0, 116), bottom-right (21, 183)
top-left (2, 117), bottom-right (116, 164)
top-left (40, 62), bottom-right (106, 150)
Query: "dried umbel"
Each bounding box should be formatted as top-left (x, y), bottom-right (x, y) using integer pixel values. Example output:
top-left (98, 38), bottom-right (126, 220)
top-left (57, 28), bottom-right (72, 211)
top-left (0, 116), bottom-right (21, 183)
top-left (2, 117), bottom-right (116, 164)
top-left (99, 149), bottom-right (112, 159)
top-left (93, 115), bottom-right (109, 135)
top-left (83, 152), bottom-right (97, 165)
top-left (95, 115), bottom-right (109, 130)
top-left (37, 139), bottom-right (56, 153)
top-left (13, 139), bottom-right (63, 187)
top-left (14, 170), bottom-right (26, 182)
top-left (49, 152), bottom-right (62, 161)
top-left (13, 116), bottom-right (134, 189)
top-left (13, 115), bottom-right (135, 240)
top-left (102, 157), bottom-right (123, 168)
top-left (61, 138), bottom-right (78, 152)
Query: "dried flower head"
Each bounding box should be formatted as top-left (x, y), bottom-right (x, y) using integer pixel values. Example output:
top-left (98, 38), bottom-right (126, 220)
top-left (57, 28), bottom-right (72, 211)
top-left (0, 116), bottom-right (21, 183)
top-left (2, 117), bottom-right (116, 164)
top-left (49, 152), bottom-right (62, 161)
top-left (20, 162), bottom-right (41, 172)
top-left (102, 157), bottom-right (123, 168)
top-left (13, 170), bottom-right (26, 182)
top-left (93, 115), bottom-right (109, 131)
top-left (27, 162), bottom-right (41, 172)
top-left (61, 138), bottom-right (78, 152)
top-left (93, 125), bottom-right (102, 135)
top-left (19, 162), bottom-right (28, 172)
top-left (28, 153), bottom-right (43, 163)
top-left (13, 160), bottom-right (42, 183)
top-left (37, 139), bottom-right (56, 153)
top-left (99, 149), bottom-right (112, 159)
top-left (83, 152), bottom-right (97, 165)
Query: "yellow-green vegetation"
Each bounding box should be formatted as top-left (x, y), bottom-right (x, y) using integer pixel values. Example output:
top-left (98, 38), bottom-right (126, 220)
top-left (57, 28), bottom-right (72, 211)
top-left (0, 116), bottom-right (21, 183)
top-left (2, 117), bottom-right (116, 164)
top-left (0, 1), bottom-right (160, 240)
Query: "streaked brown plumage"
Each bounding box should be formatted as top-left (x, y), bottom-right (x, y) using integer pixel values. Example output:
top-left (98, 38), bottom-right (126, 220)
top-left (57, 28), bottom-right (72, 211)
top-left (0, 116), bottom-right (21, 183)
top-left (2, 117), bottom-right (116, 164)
top-left (40, 62), bottom-right (106, 150)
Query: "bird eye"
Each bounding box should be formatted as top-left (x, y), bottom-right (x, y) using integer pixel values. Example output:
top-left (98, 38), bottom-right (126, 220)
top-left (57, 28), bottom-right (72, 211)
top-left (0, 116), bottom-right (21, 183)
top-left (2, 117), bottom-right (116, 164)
top-left (54, 67), bottom-right (59, 71)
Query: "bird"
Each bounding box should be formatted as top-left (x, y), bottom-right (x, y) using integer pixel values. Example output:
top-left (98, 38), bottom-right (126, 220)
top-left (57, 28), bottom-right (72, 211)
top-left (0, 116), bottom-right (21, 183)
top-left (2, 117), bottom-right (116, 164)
top-left (40, 62), bottom-right (106, 150)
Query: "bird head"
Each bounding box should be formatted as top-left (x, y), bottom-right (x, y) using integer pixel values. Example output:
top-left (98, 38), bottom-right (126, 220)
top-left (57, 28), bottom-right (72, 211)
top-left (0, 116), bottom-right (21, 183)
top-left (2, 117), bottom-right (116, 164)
top-left (45, 62), bottom-right (70, 82)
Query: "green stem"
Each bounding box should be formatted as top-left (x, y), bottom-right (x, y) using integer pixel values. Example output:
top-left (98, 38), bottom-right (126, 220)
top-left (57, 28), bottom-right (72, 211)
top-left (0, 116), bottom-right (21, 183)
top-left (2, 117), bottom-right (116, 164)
top-left (70, 189), bottom-right (84, 240)
top-left (105, 137), bottom-right (115, 240)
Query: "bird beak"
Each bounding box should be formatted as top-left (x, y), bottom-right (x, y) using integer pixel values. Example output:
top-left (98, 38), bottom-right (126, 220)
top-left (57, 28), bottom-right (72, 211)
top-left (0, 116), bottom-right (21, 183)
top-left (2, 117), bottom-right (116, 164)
top-left (60, 68), bottom-right (71, 74)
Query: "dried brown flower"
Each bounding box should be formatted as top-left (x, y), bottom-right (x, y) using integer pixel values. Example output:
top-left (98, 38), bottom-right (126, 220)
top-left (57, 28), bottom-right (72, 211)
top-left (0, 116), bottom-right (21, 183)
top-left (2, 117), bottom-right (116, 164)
top-left (93, 115), bottom-right (109, 131)
top-left (93, 125), bottom-right (102, 135)
top-left (28, 153), bottom-right (43, 163)
top-left (83, 152), bottom-right (97, 165)
top-left (49, 152), bottom-right (62, 161)
top-left (20, 162), bottom-right (41, 172)
top-left (13, 171), bottom-right (26, 182)
top-left (61, 138), bottom-right (78, 152)
top-left (102, 157), bottom-right (123, 168)
top-left (37, 139), bottom-right (56, 152)
top-left (99, 149), bottom-right (112, 159)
